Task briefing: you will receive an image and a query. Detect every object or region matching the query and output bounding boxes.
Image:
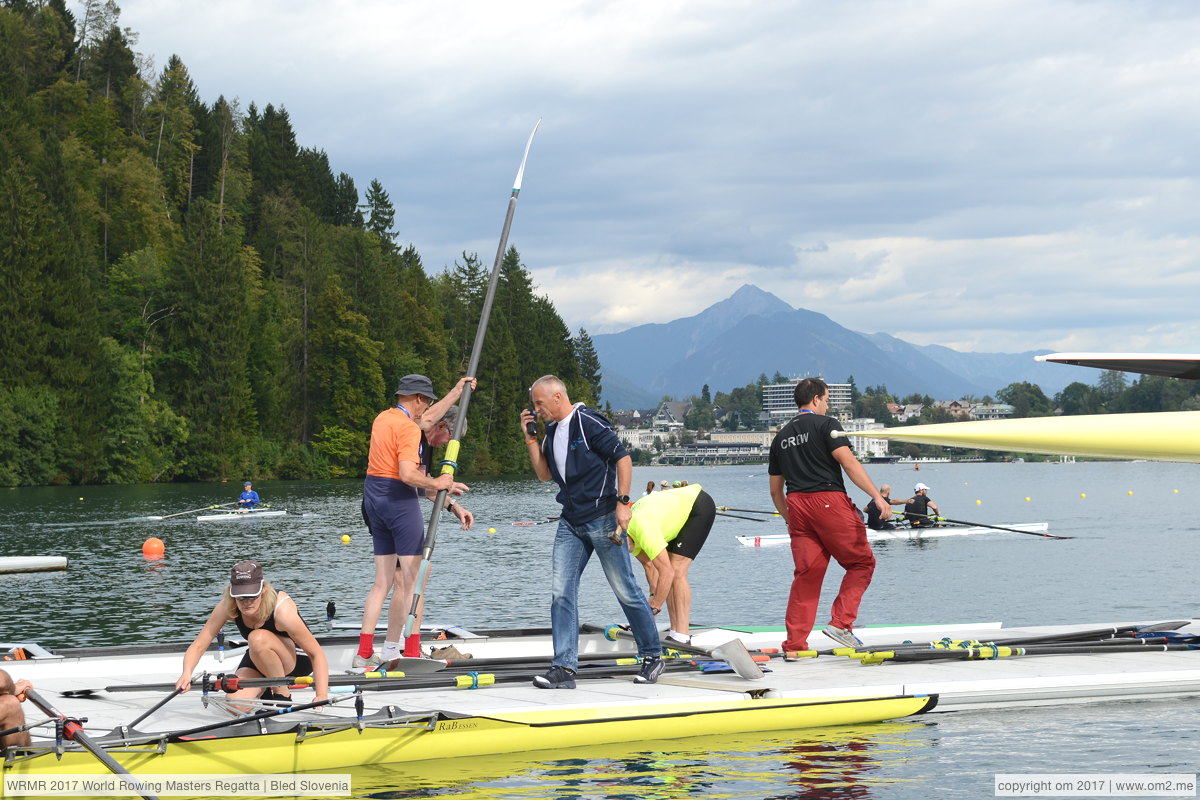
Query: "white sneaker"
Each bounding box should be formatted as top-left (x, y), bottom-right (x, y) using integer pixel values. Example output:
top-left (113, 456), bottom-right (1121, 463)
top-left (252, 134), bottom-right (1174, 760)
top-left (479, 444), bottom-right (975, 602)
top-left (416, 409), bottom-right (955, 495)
top-left (822, 625), bottom-right (864, 648)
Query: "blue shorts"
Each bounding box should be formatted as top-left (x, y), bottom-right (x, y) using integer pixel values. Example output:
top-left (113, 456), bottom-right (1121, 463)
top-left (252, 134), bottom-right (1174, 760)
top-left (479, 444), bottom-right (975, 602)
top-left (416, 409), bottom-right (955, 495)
top-left (363, 475), bottom-right (425, 556)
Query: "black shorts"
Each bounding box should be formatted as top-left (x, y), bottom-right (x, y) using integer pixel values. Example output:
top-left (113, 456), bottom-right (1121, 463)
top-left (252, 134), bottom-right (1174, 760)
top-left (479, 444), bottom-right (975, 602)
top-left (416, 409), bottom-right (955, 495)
top-left (665, 490), bottom-right (715, 560)
top-left (237, 650), bottom-right (314, 677)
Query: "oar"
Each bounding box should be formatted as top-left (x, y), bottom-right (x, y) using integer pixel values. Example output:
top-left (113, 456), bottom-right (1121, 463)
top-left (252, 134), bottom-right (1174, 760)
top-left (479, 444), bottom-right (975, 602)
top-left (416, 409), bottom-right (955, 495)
top-left (859, 642), bottom-right (1195, 665)
top-left (125, 687), bottom-right (182, 729)
top-left (145, 502), bottom-right (236, 520)
top-left (903, 512), bottom-right (1072, 539)
top-left (716, 507), bottom-right (781, 515)
top-left (716, 511), bottom-right (764, 522)
top-left (24, 689), bottom-right (160, 800)
top-left (403, 120), bottom-right (542, 639)
top-left (511, 516), bottom-right (560, 526)
top-left (598, 626), bottom-right (764, 681)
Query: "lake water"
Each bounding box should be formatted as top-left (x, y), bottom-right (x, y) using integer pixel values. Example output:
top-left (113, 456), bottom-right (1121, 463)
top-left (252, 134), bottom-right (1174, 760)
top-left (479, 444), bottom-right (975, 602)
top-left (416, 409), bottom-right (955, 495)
top-left (2, 461), bottom-right (1198, 798)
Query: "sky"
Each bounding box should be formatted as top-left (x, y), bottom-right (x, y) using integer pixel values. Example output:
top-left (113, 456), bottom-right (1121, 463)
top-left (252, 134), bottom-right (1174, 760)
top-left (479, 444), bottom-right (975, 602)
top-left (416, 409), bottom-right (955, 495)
top-left (112, 0), bottom-right (1200, 354)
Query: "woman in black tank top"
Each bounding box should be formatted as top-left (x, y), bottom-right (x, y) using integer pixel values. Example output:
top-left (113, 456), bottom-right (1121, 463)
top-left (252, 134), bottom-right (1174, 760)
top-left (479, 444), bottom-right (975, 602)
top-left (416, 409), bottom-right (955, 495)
top-left (175, 560), bottom-right (329, 709)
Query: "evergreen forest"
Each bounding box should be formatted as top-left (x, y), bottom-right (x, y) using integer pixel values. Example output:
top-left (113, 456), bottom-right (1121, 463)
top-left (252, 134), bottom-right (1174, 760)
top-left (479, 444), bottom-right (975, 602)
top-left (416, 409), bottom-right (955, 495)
top-left (0, 0), bottom-right (601, 486)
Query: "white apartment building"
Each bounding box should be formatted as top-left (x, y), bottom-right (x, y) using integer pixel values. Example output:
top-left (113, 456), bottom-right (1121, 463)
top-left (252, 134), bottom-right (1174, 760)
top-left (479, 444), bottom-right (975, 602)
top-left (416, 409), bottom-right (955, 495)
top-left (762, 380), bottom-right (852, 422)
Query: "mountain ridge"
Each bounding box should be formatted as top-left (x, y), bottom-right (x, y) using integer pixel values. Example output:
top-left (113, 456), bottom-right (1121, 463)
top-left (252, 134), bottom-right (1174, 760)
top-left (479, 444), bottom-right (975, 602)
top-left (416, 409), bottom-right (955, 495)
top-left (592, 284), bottom-right (1097, 409)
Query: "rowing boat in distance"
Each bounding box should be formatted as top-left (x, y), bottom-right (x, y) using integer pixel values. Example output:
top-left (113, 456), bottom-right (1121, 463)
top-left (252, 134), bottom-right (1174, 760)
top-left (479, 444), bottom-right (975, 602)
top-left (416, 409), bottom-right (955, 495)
top-left (195, 509), bottom-right (287, 522)
top-left (737, 521), bottom-right (1050, 547)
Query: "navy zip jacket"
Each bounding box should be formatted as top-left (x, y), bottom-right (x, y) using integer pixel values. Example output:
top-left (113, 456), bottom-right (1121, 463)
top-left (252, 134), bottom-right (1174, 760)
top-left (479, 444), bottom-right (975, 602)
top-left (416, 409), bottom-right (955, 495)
top-left (542, 403), bottom-right (630, 525)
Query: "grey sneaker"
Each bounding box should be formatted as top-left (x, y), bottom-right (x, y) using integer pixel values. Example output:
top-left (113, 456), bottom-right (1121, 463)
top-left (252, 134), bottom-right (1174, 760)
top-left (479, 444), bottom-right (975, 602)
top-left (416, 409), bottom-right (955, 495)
top-left (532, 665), bottom-right (576, 689)
top-left (633, 655), bottom-right (665, 684)
top-left (822, 625), bottom-right (864, 648)
top-left (349, 652), bottom-right (382, 673)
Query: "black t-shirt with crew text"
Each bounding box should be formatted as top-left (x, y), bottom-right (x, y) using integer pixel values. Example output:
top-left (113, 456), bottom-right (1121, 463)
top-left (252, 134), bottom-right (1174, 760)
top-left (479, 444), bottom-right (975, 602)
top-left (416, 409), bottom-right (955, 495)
top-left (767, 412), bottom-right (851, 494)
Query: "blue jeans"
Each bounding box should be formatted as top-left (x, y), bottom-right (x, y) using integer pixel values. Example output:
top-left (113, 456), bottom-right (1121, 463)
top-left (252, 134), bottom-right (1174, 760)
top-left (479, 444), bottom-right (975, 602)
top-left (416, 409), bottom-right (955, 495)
top-left (550, 512), bottom-right (661, 670)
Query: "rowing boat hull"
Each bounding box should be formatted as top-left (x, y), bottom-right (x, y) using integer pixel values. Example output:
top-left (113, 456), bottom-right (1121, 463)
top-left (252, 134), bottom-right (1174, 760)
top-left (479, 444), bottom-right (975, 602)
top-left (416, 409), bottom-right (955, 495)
top-left (1, 694), bottom-right (936, 777)
top-left (839, 411), bottom-right (1200, 463)
top-left (0, 556), bottom-right (67, 574)
top-left (737, 522), bottom-right (1050, 546)
top-left (195, 510), bottom-right (286, 522)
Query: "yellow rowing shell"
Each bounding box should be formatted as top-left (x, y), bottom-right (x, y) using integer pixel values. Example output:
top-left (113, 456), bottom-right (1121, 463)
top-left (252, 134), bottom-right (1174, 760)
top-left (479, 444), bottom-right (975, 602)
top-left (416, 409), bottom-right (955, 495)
top-left (4, 694), bottom-right (936, 777)
top-left (839, 411), bottom-right (1200, 462)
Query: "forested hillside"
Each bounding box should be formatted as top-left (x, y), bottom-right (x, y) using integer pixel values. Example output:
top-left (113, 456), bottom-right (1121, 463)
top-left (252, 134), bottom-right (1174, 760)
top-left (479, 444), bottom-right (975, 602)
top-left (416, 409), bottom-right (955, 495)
top-left (0, 0), bottom-right (594, 486)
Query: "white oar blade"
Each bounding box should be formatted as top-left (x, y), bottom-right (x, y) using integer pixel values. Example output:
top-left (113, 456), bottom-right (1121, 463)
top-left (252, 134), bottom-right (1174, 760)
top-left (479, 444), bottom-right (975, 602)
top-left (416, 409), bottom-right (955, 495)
top-left (709, 639), bottom-right (765, 681)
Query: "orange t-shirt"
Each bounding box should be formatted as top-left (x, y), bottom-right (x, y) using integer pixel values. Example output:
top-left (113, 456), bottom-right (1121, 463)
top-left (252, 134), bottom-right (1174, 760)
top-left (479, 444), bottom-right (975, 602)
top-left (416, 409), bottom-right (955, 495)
top-left (366, 407), bottom-right (422, 480)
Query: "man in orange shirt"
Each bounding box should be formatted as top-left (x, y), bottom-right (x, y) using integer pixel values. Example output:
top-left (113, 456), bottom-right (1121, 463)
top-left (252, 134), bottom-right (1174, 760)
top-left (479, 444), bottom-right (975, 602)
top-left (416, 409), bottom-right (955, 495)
top-left (354, 374), bottom-right (474, 669)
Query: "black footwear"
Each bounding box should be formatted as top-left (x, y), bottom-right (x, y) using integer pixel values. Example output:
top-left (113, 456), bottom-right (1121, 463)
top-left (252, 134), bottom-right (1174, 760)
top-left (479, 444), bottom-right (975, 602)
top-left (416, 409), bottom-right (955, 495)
top-left (532, 665), bottom-right (576, 689)
top-left (633, 655), bottom-right (665, 684)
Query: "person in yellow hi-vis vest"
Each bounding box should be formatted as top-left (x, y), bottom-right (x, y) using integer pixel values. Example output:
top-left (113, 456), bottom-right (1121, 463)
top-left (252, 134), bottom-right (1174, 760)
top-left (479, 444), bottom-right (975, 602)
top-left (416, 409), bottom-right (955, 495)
top-left (625, 483), bottom-right (716, 645)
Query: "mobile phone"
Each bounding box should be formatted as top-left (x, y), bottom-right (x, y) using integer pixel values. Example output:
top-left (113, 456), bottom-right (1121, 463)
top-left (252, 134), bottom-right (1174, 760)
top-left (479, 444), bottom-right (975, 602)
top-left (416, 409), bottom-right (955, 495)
top-left (525, 387), bottom-right (537, 437)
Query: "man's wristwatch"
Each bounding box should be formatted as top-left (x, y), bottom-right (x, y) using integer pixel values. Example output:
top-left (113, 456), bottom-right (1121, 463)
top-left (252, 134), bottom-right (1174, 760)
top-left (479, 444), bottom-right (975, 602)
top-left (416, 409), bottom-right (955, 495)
top-left (616, 494), bottom-right (631, 505)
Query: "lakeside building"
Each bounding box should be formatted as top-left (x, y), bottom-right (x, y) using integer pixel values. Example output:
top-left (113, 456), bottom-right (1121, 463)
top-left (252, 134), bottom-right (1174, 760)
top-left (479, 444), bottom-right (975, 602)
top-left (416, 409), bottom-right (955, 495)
top-left (761, 380), bottom-right (852, 423)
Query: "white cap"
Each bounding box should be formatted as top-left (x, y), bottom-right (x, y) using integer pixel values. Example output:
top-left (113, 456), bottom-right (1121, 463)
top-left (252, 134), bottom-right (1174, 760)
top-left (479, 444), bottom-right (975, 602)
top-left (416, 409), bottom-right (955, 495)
top-left (914, 483), bottom-right (930, 492)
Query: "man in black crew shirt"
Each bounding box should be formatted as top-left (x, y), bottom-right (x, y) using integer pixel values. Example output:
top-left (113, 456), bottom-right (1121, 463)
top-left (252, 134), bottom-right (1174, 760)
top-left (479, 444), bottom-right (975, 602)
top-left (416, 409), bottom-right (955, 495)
top-left (768, 378), bottom-right (889, 651)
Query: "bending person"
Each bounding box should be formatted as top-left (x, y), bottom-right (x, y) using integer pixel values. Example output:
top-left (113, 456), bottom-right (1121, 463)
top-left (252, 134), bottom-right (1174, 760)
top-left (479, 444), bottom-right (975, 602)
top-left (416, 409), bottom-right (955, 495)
top-left (0, 670), bottom-right (33, 749)
top-left (176, 560), bottom-right (328, 708)
top-left (626, 483), bottom-right (716, 645)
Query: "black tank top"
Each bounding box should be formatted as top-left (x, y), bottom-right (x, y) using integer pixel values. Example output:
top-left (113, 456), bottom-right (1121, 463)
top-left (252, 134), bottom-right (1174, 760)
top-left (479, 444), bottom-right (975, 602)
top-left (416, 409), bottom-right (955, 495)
top-left (233, 595), bottom-right (306, 638)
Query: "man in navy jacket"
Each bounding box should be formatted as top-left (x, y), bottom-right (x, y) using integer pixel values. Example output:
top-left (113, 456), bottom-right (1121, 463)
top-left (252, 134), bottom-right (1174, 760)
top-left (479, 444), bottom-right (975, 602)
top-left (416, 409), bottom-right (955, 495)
top-left (520, 375), bottom-right (663, 688)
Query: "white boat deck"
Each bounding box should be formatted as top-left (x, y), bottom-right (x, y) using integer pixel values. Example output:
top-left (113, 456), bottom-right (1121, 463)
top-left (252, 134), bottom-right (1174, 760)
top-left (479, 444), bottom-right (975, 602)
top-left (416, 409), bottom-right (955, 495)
top-left (4, 619), bottom-right (1198, 742)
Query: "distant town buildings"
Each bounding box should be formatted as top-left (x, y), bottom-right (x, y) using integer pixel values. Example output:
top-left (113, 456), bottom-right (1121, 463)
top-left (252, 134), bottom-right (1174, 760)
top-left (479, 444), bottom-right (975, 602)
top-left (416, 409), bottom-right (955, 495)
top-left (608, 377), bottom-right (1016, 465)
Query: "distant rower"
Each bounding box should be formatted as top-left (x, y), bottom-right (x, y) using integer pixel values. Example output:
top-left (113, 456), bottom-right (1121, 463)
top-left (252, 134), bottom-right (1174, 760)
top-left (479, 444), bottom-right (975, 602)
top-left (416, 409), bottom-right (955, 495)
top-left (239, 481), bottom-right (261, 511)
top-left (903, 483), bottom-right (941, 527)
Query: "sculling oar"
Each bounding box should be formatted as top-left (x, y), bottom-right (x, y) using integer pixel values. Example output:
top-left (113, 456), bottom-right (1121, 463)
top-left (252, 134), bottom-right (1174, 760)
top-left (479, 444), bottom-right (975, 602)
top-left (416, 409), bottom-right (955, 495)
top-left (403, 120), bottom-right (542, 639)
top-left (146, 502), bottom-right (237, 520)
top-left (716, 507), bottom-right (781, 516)
top-left (597, 626), bottom-right (764, 680)
top-left (903, 512), bottom-right (1072, 539)
top-left (125, 688), bottom-right (183, 729)
top-left (716, 511), bottom-right (764, 522)
top-left (24, 689), bottom-right (160, 800)
top-left (858, 642), bottom-right (1196, 665)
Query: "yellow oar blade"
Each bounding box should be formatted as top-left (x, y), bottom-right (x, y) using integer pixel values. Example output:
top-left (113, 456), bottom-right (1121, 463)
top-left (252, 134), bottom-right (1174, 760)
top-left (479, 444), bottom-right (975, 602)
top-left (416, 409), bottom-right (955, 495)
top-left (836, 411), bottom-right (1200, 463)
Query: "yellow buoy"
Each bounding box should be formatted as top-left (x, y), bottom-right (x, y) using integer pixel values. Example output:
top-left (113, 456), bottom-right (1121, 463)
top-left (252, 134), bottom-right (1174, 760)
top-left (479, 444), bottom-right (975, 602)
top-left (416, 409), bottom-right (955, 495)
top-left (1081, 493), bottom-right (1087, 499)
top-left (340, 534), bottom-right (351, 543)
top-left (1174, 489), bottom-right (1179, 494)
top-left (488, 527), bottom-right (496, 533)
top-left (975, 499), bottom-right (982, 505)
top-left (1025, 497), bottom-right (1031, 502)
top-left (1127, 490), bottom-right (1134, 496)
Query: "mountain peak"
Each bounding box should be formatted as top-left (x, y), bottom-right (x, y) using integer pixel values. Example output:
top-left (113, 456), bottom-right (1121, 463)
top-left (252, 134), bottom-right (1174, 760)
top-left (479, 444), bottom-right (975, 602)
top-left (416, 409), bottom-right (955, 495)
top-left (694, 284), bottom-right (793, 330)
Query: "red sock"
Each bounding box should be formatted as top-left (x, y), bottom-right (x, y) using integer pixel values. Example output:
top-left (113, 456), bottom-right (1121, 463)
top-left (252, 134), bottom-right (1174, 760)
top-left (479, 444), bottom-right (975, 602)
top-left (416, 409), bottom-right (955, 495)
top-left (357, 633), bottom-right (375, 659)
top-left (404, 633), bottom-right (421, 658)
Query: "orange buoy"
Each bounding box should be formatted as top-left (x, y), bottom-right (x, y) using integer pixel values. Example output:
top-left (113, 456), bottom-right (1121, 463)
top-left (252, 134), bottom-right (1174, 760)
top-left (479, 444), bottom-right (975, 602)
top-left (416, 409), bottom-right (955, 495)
top-left (142, 537), bottom-right (165, 559)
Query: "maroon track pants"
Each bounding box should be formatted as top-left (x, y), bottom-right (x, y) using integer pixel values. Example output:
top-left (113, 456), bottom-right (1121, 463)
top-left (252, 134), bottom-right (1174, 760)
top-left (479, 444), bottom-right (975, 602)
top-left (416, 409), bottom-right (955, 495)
top-left (782, 491), bottom-right (876, 651)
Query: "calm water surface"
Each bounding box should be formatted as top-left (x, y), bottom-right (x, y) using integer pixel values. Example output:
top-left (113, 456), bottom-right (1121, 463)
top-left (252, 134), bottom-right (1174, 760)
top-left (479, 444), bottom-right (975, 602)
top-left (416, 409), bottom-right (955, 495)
top-left (2, 462), bottom-right (1198, 798)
